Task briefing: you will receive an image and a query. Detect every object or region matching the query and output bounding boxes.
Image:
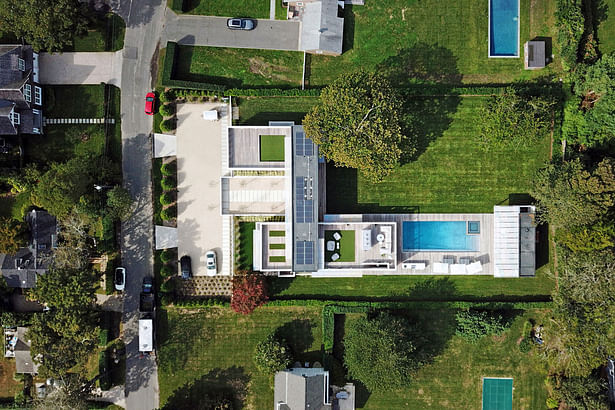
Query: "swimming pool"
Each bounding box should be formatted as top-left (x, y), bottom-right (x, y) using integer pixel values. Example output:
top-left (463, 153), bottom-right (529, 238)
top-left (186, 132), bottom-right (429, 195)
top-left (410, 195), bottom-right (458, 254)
top-left (402, 221), bottom-right (480, 252)
top-left (489, 0), bottom-right (519, 57)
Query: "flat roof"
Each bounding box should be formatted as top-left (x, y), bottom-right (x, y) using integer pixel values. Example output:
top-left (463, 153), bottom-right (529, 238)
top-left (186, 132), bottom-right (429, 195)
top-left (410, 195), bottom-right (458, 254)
top-left (493, 206), bottom-right (536, 278)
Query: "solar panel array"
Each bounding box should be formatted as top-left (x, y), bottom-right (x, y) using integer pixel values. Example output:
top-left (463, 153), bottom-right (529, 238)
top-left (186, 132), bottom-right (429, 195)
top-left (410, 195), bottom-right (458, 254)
top-left (295, 177), bottom-right (314, 223)
top-left (296, 241), bottom-right (314, 265)
top-left (295, 131), bottom-right (314, 156)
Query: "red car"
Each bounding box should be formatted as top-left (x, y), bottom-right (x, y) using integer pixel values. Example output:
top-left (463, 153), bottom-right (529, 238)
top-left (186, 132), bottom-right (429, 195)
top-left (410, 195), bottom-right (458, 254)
top-left (144, 92), bottom-right (156, 115)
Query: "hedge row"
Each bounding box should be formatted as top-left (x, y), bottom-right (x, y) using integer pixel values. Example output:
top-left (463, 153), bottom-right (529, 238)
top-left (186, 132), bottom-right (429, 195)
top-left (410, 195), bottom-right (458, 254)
top-left (224, 88), bottom-right (321, 97)
top-left (173, 298), bottom-right (230, 308)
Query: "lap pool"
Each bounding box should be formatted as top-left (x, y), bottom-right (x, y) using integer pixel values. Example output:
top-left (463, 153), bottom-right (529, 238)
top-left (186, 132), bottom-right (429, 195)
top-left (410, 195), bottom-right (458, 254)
top-left (402, 221), bottom-right (480, 252)
top-left (489, 0), bottom-right (520, 57)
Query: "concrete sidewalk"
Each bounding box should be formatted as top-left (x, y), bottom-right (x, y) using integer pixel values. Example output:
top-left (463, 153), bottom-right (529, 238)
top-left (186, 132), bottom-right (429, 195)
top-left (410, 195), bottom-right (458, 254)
top-left (39, 51), bottom-right (123, 86)
top-left (163, 13), bottom-right (300, 51)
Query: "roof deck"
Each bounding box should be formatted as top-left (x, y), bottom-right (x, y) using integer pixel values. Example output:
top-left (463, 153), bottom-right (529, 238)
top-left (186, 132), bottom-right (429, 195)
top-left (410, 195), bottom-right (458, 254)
top-left (254, 223), bottom-right (292, 272)
top-left (228, 126), bottom-right (291, 169)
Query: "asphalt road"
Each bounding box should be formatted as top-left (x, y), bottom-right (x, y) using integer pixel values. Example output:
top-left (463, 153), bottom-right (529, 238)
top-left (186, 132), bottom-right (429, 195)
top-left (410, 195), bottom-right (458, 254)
top-left (163, 13), bottom-right (301, 50)
top-left (112, 0), bottom-right (166, 409)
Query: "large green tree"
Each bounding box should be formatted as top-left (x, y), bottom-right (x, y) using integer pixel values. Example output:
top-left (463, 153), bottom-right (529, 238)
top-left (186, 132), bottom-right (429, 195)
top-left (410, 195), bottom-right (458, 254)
top-left (253, 334), bottom-right (292, 374)
top-left (344, 312), bottom-right (421, 392)
top-left (478, 87), bottom-right (553, 148)
top-left (303, 71), bottom-right (408, 182)
top-left (531, 158), bottom-right (615, 229)
top-left (0, 217), bottom-right (27, 254)
top-left (0, 0), bottom-right (88, 52)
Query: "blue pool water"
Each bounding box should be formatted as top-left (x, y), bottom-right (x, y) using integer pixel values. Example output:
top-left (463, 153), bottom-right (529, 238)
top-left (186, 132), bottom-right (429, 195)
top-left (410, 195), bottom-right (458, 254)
top-left (489, 0), bottom-right (519, 57)
top-left (402, 221), bottom-right (480, 252)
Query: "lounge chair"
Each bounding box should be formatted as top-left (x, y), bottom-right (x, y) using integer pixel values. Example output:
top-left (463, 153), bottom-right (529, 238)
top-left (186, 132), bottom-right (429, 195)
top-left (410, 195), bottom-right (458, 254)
top-left (467, 261), bottom-right (483, 274)
top-left (459, 257), bottom-right (471, 265)
top-left (450, 264), bottom-right (467, 275)
top-left (433, 262), bottom-right (449, 274)
top-left (331, 253), bottom-right (340, 261)
top-left (333, 232), bottom-right (342, 241)
top-left (443, 256), bottom-right (455, 264)
top-left (326, 240), bottom-right (335, 251)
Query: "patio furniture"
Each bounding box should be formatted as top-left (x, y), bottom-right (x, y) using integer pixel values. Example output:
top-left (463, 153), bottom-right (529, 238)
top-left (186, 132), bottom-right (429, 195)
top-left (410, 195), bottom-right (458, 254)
top-left (450, 264), bottom-right (467, 275)
top-left (326, 240), bottom-right (335, 251)
top-left (443, 256), bottom-right (455, 264)
top-left (202, 109), bottom-right (218, 121)
top-left (362, 229), bottom-right (371, 250)
top-left (466, 261), bottom-right (483, 274)
top-left (331, 253), bottom-right (340, 261)
top-left (333, 232), bottom-right (341, 241)
top-left (376, 233), bottom-right (385, 243)
top-left (336, 242), bottom-right (340, 250)
top-left (433, 262), bottom-right (449, 274)
top-left (459, 257), bottom-right (471, 265)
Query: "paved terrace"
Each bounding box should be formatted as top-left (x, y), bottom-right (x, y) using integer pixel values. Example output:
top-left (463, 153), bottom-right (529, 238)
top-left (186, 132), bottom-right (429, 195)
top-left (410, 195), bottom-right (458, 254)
top-left (221, 176), bottom-right (286, 214)
top-left (363, 213), bottom-right (494, 275)
top-left (228, 127), bottom-right (291, 169)
top-left (256, 223), bottom-right (292, 271)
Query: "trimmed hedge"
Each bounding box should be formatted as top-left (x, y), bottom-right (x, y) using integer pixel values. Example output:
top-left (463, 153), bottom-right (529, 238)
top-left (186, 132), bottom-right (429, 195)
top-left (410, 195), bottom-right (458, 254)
top-left (160, 265), bottom-right (173, 278)
top-left (160, 192), bottom-right (174, 206)
top-left (161, 176), bottom-right (176, 191)
top-left (161, 162), bottom-right (176, 176)
top-left (160, 205), bottom-right (177, 221)
top-left (159, 103), bottom-right (175, 117)
top-left (224, 88), bottom-right (322, 96)
top-left (173, 298), bottom-right (231, 308)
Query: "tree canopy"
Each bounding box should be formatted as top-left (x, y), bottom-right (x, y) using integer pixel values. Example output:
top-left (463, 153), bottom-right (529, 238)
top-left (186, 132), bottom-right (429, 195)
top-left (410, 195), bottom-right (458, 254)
top-left (0, 0), bottom-right (88, 52)
top-left (343, 312), bottom-right (421, 392)
top-left (303, 70), bottom-right (408, 183)
top-left (253, 334), bottom-right (292, 374)
top-left (0, 217), bottom-right (27, 254)
top-left (478, 87), bottom-right (553, 148)
top-left (531, 158), bottom-right (615, 229)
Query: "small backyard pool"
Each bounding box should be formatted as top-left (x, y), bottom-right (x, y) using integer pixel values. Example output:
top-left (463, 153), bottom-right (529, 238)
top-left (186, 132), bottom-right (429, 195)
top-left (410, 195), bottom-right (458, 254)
top-left (489, 0), bottom-right (519, 57)
top-left (402, 221), bottom-right (480, 252)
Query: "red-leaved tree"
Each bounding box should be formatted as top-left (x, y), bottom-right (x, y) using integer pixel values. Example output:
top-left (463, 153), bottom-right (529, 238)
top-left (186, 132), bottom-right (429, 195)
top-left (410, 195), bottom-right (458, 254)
top-left (231, 272), bottom-right (268, 314)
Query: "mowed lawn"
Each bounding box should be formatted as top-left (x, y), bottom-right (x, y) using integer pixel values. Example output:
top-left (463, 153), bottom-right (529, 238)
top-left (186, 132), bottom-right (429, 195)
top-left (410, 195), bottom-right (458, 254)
top-left (235, 96), bottom-right (320, 125)
top-left (308, 0), bottom-right (561, 85)
top-left (0, 358), bottom-right (21, 399)
top-left (326, 96), bottom-right (551, 214)
top-left (335, 310), bottom-right (549, 409)
top-left (157, 306), bottom-right (323, 409)
top-left (174, 0), bottom-right (270, 18)
top-left (270, 266), bottom-right (554, 301)
top-left (174, 45), bottom-right (304, 88)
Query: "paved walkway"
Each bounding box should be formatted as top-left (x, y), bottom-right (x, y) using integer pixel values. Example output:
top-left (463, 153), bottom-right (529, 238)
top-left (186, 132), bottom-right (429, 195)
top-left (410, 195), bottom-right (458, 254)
top-left (163, 12), bottom-right (300, 50)
top-left (44, 118), bottom-right (115, 125)
top-left (39, 51), bottom-right (123, 86)
top-left (270, 0), bottom-right (276, 20)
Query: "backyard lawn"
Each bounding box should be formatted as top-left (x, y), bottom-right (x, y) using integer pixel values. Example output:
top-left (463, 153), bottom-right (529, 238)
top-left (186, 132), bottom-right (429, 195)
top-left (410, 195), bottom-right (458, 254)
top-left (332, 310), bottom-right (549, 409)
top-left (598, 0), bottom-right (615, 54)
top-left (326, 96), bottom-right (551, 214)
top-left (309, 0), bottom-right (561, 85)
top-left (0, 357), bottom-right (21, 399)
top-left (259, 135), bottom-right (285, 161)
top-left (174, 45), bottom-right (303, 88)
top-left (173, 0), bottom-right (270, 18)
top-left (235, 96), bottom-right (320, 125)
top-left (157, 306), bottom-right (323, 409)
top-left (270, 266), bottom-right (554, 301)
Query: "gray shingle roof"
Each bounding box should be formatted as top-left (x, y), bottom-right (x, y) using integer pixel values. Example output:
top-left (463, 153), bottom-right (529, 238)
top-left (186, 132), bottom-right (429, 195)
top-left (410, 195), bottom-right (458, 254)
top-left (274, 368), bottom-right (332, 410)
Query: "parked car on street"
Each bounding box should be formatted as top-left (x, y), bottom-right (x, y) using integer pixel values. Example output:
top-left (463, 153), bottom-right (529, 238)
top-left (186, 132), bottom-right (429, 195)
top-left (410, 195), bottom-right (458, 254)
top-left (114, 267), bottom-right (126, 292)
top-left (142, 276), bottom-right (153, 293)
top-left (180, 255), bottom-right (192, 280)
top-left (144, 92), bottom-right (155, 115)
top-left (206, 251), bottom-right (217, 276)
top-left (227, 18), bottom-right (255, 30)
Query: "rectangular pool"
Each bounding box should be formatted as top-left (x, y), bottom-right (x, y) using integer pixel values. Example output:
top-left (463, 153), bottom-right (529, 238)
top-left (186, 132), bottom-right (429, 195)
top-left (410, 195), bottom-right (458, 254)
top-left (402, 221), bottom-right (480, 252)
top-left (489, 0), bottom-right (519, 57)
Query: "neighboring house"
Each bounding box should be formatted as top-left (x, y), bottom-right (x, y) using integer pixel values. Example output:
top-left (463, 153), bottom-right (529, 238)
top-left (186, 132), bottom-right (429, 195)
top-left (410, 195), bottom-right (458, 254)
top-left (0, 44), bottom-right (43, 137)
top-left (274, 367), bottom-right (355, 410)
top-left (0, 209), bottom-right (57, 288)
top-left (4, 326), bottom-right (40, 374)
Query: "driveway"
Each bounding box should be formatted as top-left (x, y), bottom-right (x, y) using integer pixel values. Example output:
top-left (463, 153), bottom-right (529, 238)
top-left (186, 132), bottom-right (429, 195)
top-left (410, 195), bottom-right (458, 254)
top-left (39, 52), bottom-right (123, 85)
top-left (163, 13), bottom-right (301, 51)
top-left (176, 103), bottom-right (225, 276)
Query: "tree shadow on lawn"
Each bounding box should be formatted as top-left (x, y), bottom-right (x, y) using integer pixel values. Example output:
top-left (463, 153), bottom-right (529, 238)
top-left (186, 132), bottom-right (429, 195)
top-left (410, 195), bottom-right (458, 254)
top-left (274, 318), bottom-right (318, 362)
top-left (162, 366), bottom-right (249, 410)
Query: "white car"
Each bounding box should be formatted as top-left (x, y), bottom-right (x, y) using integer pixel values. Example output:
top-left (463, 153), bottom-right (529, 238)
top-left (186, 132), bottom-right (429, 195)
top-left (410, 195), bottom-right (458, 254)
top-left (114, 267), bottom-right (126, 292)
top-left (206, 251), bottom-right (217, 276)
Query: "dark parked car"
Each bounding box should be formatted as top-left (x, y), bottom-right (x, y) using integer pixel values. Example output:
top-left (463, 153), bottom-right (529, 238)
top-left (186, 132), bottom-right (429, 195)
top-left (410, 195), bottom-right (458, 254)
top-left (142, 276), bottom-right (153, 293)
top-left (114, 267), bottom-right (126, 292)
top-left (227, 18), bottom-right (255, 30)
top-left (180, 255), bottom-right (192, 280)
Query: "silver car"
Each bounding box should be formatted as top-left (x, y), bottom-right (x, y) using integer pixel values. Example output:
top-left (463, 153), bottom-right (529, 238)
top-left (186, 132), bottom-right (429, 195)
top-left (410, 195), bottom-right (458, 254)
top-left (206, 251), bottom-right (217, 276)
top-left (227, 18), bottom-right (255, 30)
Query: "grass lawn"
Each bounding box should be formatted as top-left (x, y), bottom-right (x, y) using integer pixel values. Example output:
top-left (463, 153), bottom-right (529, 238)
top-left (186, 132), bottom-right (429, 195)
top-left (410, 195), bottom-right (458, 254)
top-left (269, 255), bottom-right (286, 263)
top-left (598, 0), bottom-right (615, 54)
top-left (326, 96), bottom-right (551, 214)
top-left (176, 0), bottom-right (270, 18)
top-left (25, 124), bottom-right (105, 164)
top-left (308, 0), bottom-right (560, 86)
top-left (332, 310), bottom-right (549, 409)
top-left (237, 221), bottom-right (255, 270)
top-left (325, 230), bottom-right (355, 262)
top-left (44, 85), bottom-right (105, 118)
top-left (270, 265), bottom-right (554, 301)
top-left (71, 13), bottom-right (125, 52)
top-left (269, 230), bottom-right (285, 237)
top-left (174, 45), bottom-right (303, 88)
top-left (0, 357), bottom-right (21, 399)
top-left (157, 306), bottom-right (323, 409)
top-left (275, 0), bottom-right (287, 20)
top-left (259, 135), bottom-right (285, 161)
top-left (235, 96), bottom-right (320, 125)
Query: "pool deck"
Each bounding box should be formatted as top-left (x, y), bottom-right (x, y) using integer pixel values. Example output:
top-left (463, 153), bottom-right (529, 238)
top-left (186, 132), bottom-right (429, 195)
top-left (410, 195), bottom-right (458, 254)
top-left (363, 213), bottom-right (494, 275)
